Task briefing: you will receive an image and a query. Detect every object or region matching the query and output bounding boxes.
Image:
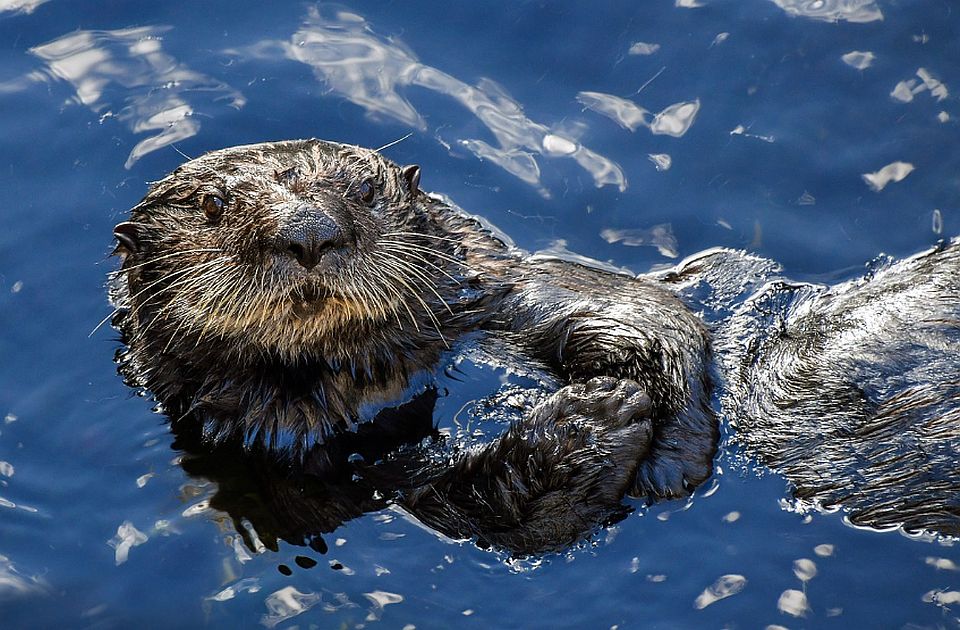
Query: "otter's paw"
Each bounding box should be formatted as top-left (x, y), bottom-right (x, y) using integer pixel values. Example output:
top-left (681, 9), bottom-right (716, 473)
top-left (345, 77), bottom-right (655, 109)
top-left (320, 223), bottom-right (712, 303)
top-left (403, 377), bottom-right (656, 554)
top-left (534, 376), bottom-right (653, 429)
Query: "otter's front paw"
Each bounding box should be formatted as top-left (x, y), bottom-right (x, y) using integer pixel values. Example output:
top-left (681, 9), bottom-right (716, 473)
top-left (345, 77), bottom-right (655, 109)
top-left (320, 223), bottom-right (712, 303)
top-left (402, 377), bottom-right (655, 554)
top-left (534, 376), bottom-right (653, 429)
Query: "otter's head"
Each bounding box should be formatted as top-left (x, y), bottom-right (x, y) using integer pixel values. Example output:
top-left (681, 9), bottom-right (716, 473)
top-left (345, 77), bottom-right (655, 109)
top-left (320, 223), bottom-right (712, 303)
top-left (111, 139), bottom-right (455, 364)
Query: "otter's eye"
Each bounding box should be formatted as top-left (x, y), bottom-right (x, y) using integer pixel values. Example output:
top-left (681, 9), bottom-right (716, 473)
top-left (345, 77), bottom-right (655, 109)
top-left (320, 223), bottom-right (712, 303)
top-left (202, 194), bottom-right (225, 223)
top-left (358, 179), bottom-right (376, 205)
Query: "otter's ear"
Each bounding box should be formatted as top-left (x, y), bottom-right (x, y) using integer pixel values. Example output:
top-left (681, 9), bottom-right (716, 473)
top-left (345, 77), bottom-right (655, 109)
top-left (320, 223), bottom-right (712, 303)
top-left (113, 222), bottom-right (141, 255)
top-left (401, 164), bottom-right (421, 197)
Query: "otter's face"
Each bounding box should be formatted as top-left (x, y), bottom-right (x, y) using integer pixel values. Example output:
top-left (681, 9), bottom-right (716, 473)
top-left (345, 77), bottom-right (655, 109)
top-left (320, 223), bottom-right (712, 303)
top-left (112, 139), bottom-right (442, 360)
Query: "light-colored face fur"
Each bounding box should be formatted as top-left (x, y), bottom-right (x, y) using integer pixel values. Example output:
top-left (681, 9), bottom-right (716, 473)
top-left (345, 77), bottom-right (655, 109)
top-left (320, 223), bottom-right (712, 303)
top-left (114, 139), bottom-right (445, 362)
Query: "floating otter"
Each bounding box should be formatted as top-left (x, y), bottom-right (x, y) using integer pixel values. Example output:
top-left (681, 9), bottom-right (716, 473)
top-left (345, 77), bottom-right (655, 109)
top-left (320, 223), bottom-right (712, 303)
top-left (110, 139), bottom-right (960, 552)
top-left (109, 139), bottom-right (716, 554)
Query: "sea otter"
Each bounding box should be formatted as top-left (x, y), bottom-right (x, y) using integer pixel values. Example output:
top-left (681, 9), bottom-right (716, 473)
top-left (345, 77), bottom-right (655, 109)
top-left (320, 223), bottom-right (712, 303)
top-left (110, 139), bottom-right (960, 551)
top-left (109, 139), bottom-right (717, 553)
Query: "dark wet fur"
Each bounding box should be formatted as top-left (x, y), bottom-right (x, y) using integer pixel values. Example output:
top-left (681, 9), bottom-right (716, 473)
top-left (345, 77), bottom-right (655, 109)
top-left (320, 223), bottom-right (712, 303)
top-left (665, 245), bottom-right (960, 535)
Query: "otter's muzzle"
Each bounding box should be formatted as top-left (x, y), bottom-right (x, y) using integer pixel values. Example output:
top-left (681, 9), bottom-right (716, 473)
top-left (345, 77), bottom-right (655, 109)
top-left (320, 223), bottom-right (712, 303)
top-left (273, 205), bottom-right (347, 271)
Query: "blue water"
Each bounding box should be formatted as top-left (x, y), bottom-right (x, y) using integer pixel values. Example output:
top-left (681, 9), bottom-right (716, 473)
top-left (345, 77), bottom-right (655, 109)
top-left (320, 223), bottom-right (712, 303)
top-left (1, 0), bottom-right (958, 627)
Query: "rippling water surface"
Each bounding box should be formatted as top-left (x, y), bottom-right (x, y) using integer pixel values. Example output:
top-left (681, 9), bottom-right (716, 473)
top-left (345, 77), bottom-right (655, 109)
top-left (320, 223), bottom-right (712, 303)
top-left (1, 0), bottom-right (958, 627)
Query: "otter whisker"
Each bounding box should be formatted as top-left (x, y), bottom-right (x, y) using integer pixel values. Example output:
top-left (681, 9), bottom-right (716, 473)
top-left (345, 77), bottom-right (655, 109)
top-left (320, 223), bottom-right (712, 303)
top-left (359, 259), bottom-right (406, 323)
top-left (374, 255), bottom-right (448, 345)
top-left (141, 265), bottom-right (237, 343)
top-left (373, 133), bottom-right (414, 154)
top-left (346, 258), bottom-right (405, 329)
top-left (127, 258), bottom-right (231, 313)
top-left (108, 248), bottom-right (225, 277)
top-left (382, 231), bottom-right (463, 245)
top-left (221, 270), bottom-right (260, 333)
top-left (363, 258), bottom-right (424, 332)
top-left (357, 276), bottom-right (394, 324)
top-left (332, 261), bottom-right (379, 323)
top-left (380, 235), bottom-right (464, 256)
top-left (229, 266), bottom-right (269, 330)
top-left (135, 265), bottom-right (239, 345)
top-left (378, 251), bottom-right (455, 317)
top-left (367, 265), bottom-right (423, 333)
top-left (92, 257), bottom-right (230, 336)
top-left (194, 268), bottom-right (250, 348)
top-left (381, 243), bottom-right (463, 285)
top-left (377, 249), bottom-right (441, 288)
top-left (379, 238), bottom-right (468, 269)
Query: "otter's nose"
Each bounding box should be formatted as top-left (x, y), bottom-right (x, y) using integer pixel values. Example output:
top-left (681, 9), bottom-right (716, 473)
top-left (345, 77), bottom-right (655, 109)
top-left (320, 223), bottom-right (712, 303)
top-left (275, 207), bottom-right (346, 271)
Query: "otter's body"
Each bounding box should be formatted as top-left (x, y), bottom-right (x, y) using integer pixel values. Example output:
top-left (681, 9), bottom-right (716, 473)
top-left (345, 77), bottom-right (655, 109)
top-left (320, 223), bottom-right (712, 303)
top-left (111, 139), bottom-right (715, 553)
top-left (111, 139), bottom-right (960, 550)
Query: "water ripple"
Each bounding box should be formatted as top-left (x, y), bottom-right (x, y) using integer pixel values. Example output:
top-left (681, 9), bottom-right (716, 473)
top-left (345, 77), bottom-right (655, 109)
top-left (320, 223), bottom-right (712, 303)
top-left (862, 161), bottom-right (915, 192)
top-left (693, 574), bottom-right (747, 609)
top-left (0, 0), bottom-right (48, 15)
top-left (107, 520), bottom-right (148, 566)
top-left (261, 586), bottom-right (322, 628)
top-left (22, 26), bottom-right (244, 168)
top-left (769, 0), bottom-right (883, 23)
top-left (235, 6), bottom-right (625, 195)
top-left (577, 92), bottom-right (700, 138)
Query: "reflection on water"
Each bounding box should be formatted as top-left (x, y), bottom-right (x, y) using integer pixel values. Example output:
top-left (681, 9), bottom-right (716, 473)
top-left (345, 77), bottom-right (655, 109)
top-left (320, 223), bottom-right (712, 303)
top-left (0, 0), bottom-right (48, 14)
top-left (0, 553), bottom-right (47, 600)
top-left (600, 224), bottom-right (679, 258)
top-left (577, 92), bottom-right (700, 138)
top-left (235, 6), bottom-right (626, 196)
top-left (18, 26), bottom-right (245, 168)
top-left (730, 124), bottom-right (775, 143)
top-left (891, 67), bottom-right (949, 104)
top-left (793, 557), bottom-right (817, 582)
top-left (778, 588), bottom-right (811, 617)
top-left (628, 41), bottom-right (660, 56)
top-left (862, 160), bottom-right (915, 192)
top-left (255, 582), bottom-right (407, 627)
top-left (648, 153), bottom-right (672, 171)
top-left (841, 50), bottom-right (875, 70)
top-left (208, 578), bottom-right (262, 603)
top-left (0, 453), bottom-right (38, 513)
top-left (927, 556), bottom-right (960, 571)
top-left (261, 586), bottom-right (322, 628)
top-left (107, 520), bottom-right (147, 565)
top-left (693, 574), bottom-right (747, 609)
top-left (769, 0), bottom-right (883, 23)
top-left (923, 589), bottom-right (960, 608)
